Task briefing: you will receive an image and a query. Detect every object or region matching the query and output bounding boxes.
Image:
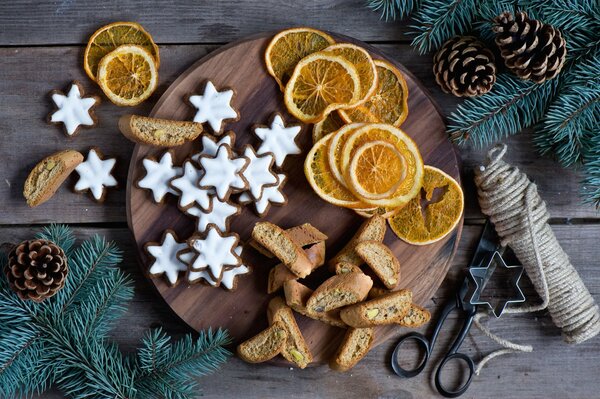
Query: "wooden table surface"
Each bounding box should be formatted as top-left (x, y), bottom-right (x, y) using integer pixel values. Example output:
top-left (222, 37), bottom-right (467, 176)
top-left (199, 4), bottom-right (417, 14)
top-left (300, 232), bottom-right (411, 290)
top-left (1, 2), bottom-right (598, 398)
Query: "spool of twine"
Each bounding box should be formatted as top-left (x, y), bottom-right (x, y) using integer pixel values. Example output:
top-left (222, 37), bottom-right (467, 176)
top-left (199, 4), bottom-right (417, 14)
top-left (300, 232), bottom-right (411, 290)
top-left (471, 144), bottom-right (600, 374)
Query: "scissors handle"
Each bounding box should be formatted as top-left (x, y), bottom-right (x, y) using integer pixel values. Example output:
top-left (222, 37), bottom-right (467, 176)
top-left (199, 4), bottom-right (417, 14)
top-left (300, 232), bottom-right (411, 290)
top-left (434, 352), bottom-right (475, 398)
top-left (390, 332), bottom-right (431, 378)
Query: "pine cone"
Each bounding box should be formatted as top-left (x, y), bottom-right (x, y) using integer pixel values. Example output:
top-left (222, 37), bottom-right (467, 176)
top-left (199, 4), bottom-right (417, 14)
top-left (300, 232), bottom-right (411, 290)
top-left (433, 36), bottom-right (496, 97)
top-left (6, 239), bottom-right (68, 302)
top-left (493, 11), bottom-right (567, 83)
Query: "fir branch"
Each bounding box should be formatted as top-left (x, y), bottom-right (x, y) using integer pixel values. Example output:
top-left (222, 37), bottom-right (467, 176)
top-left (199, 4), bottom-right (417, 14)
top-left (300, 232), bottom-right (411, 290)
top-left (525, 0), bottom-right (600, 32)
top-left (36, 223), bottom-right (76, 256)
top-left (449, 73), bottom-right (559, 147)
top-left (366, 0), bottom-right (421, 21)
top-left (410, 0), bottom-right (478, 54)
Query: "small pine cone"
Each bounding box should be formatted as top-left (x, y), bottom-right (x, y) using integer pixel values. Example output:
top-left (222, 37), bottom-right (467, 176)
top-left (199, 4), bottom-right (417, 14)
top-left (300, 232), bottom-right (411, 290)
top-left (5, 239), bottom-right (68, 302)
top-left (493, 11), bottom-right (567, 83)
top-left (433, 36), bottom-right (496, 97)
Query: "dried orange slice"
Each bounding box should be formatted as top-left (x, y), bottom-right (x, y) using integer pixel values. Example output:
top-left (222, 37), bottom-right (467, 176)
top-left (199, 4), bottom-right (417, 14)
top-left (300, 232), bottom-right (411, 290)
top-left (340, 124), bottom-right (424, 207)
top-left (265, 28), bottom-right (335, 91)
top-left (97, 45), bottom-right (158, 106)
top-left (339, 60), bottom-right (409, 127)
top-left (389, 166), bottom-right (463, 245)
top-left (355, 206), bottom-right (402, 219)
top-left (84, 21), bottom-right (159, 82)
top-left (284, 53), bottom-right (361, 123)
top-left (313, 112), bottom-right (345, 144)
top-left (304, 133), bottom-right (366, 209)
top-left (323, 43), bottom-right (378, 106)
top-left (346, 141), bottom-right (407, 200)
top-left (328, 123), bottom-right (365, 185)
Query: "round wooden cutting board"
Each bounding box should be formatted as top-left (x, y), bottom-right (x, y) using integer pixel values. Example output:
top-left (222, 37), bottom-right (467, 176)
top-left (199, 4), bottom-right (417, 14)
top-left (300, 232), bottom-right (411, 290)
top-left (127, 31), bottom-right (462, 365)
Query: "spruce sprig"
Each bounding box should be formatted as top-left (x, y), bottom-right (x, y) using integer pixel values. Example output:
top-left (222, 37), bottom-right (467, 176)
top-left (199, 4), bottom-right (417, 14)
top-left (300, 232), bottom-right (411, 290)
top-left (367, 0), bottom-right (420, 21)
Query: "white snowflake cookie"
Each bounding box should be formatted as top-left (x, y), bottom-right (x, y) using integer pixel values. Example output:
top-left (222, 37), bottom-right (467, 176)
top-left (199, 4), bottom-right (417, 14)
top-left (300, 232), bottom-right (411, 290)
top-left (182, 226), bottom-right (241, 281)
top-left (48, 81), bottom-right (99, 137)
top-left (137, 151), bottom-right (183, 203)
top-left (239, 173), bottom-right (288, 217)
top-left (240, 145), bottom-right (278, 200)
top-left (197, 144), bottom-right (249, 201)
top-left (74, 148), bottom-right (118, 202)
top-left (185, 246), bottom-right (250, 290)
top-left (254, 114), bottom-right (302, 168)
top-left (169, 160), bottom-right (211, 211)
top-left (145, 230), bottom-right (189, 286)
top-left (188, 81), bottom-right (238, 135)
top-left (190, 131), bottom-right (236, 164)
top-left (184, 195), bottom-right (240, 233)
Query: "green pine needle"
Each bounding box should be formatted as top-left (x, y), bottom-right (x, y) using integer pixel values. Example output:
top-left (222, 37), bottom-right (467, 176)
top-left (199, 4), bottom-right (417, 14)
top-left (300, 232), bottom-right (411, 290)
top-left (366, 0), bottom-right (421, 21)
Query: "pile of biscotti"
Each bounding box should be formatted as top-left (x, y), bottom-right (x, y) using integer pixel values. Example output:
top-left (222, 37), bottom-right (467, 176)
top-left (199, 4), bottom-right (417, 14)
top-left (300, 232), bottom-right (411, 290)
top-left (237, 216), bottom-right (431, 371)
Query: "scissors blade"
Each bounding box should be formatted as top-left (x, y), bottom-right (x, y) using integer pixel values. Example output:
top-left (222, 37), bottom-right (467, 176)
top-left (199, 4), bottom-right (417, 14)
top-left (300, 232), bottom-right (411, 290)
top-left (468, 220), bottom-right (501, 269)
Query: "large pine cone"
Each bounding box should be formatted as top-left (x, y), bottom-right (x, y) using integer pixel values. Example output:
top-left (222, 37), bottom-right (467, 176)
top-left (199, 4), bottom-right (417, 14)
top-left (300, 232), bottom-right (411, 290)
top-left (493, 11), bottom-right (567, 83)
top-left (6, 239), bottom-right (68, 302)
top-left (433, 36), bottom-right (496, 97)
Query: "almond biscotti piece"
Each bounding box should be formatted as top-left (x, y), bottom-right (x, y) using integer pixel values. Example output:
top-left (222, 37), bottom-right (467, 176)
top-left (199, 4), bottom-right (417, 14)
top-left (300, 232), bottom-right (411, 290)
top-left (250, 223), bottom-right (327, 258)
top-left (24, 150), bottom-right (84, 207)
top-left (252, 222), bottom-right (314, 278)
top-left (118, 114), bottom-right (203, 147)
top-left (329, 216), bottom-right (386, 269)
top-left (396, 304), bottom-right (431, 328)
top-left (283, 280), bottom-right (346, 328)
top-left (340, 289), bottom-right (412, 328)
top-left (268, 241), bottom-right (325, 294)
top-left (355, 241), bottom-right (400, 289)
top-left (267, 297), bottom-right (313, 369)
top-left (368, 286), bottom-right (391, 299)
top-left (329, 327), bottom-right (375, 371)
top-left (306, 272), bottom-right (373, 313)
top-left (237, 321), bottom-right (288, 363)
top-left (334, 262), bottom-right (363, 275)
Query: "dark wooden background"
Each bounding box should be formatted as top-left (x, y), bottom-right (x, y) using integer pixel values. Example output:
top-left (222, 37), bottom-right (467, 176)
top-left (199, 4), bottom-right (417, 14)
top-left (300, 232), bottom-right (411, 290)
top-left (1, 1), bottom-right (598, 398)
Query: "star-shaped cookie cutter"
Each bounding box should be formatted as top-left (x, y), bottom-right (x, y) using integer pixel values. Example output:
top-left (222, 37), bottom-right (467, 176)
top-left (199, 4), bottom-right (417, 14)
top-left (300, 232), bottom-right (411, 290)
top-left (468, 251), bottom-right (525, 318)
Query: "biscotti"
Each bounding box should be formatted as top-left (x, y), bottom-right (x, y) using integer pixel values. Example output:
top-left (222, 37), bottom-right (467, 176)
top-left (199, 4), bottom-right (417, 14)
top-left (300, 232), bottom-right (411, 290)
top-left (334, 262), bottom-right (363, 275)
top-left (237, 321), bottom-right (288, 363)
top-left (329, 216), bottom-right (386, 268)
top-left (23, 150), bottom-right (84, 207)
top-left (329, 327), bottom-right (374, 371)
top-left (267, 297), bottom-right (313, 368)
top-left (306, 272), bottom-right (373, 313)
top-left (118, 114), bottom-right (203, 147)
top-left (252, 222), bottom-right (314, 278)
top-left (267, 241), bottom-right (325, 293)
top-left (340, 289), bottom-right (412, 328)
top-left (250, 223), bottom-right (327, 258)
top-left (355, 240), bottom-right (401, 289)
top-left (396, 304), bottom-right (431, 328)
top-left (283, 280), bottom-right (346, 328)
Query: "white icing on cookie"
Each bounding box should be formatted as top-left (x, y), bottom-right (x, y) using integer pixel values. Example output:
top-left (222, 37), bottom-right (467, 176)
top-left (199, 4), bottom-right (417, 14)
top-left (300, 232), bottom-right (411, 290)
top-left (255, 114), bottom-right (302, 167)
top-left (188, 226), bottom-right (240, 280)
top-left (184, 196), bottom-right (240, 233)
top-left (170, 160), bottom-right (211, 210)
top-left (239, 173), bottom-right (287, 216)
top-left (190, 132), bottom-right (235, 163)
top-left (186, 246), bottom-right (248, 289)
top-left (189, 81), bottom-right (237, 133)
top-left (50, 83), bottom-right (97, 135)
top-left (138, 152), bottom-right (182, 203)
top-left (146, 231), bottom-right (189, 285)
top-left (198, 145), bottom-right (248, 201)
top-left (240, 146), bottom-right (278, 200)
top-left (74, 149), bottom-right (117, 200)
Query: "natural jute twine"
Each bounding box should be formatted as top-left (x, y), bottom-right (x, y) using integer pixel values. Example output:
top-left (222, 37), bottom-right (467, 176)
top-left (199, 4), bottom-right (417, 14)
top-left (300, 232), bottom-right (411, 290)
top-left (471, 144), bottom-right (600, 374)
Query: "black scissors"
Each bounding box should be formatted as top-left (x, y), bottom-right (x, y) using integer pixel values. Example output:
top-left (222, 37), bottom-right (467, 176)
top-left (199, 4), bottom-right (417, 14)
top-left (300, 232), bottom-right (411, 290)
top-left (390, 221), bottom-right (500, 398)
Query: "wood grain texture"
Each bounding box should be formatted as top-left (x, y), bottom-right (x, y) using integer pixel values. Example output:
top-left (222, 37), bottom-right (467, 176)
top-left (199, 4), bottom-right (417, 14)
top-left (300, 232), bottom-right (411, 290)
top-left (127, 32), bottom-right (462, 364)
top-left (2, 225), bottom-right (597, 399)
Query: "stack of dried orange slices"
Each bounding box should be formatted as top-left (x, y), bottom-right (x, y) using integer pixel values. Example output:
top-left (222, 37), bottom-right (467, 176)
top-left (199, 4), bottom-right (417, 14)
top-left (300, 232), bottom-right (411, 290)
top-left (265, 28), bottom-right (464, 246)
top-left (84, 22), bottom-right (160, 106)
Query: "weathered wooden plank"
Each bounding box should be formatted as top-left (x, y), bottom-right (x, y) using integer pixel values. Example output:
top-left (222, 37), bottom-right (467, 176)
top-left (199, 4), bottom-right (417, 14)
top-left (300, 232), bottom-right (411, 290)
top-left (0, 44), bottom-right (595, 225)
top-left (0, 1), bottom-right (408, 46)
top-left (1, 224), bottom-right (598, 398)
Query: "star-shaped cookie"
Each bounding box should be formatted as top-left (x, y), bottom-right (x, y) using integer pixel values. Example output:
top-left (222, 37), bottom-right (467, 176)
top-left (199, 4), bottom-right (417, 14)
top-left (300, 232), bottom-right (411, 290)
top-left (240, 145), bottom-right (278, 200)
top-left (137, 151), bottom-right (182, 203)
top-left (191, 131), bottom-right (236, 163)
top-left (197, 144), bottom-right (249, 201)
top-left (185, 246), bottom-right (250, 290)
top-left (188, 81), bottom-right (238, 134)
top-left (145, 230), bottom-right (189, 286)
top-left (254, 114), bottom-right (302, 167)
top-left (184, 195), bottom-right (241, 233)
top-left (48, 81), bottom-right (99, 137)
top-left (183, 227), bottom-right (241, 281)
top-left (239, 173), bottom-right (288, 217)
top-left (169, 160), bottom-right (211, 211)
top-left (74, 148), bottom-right (118, 202)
